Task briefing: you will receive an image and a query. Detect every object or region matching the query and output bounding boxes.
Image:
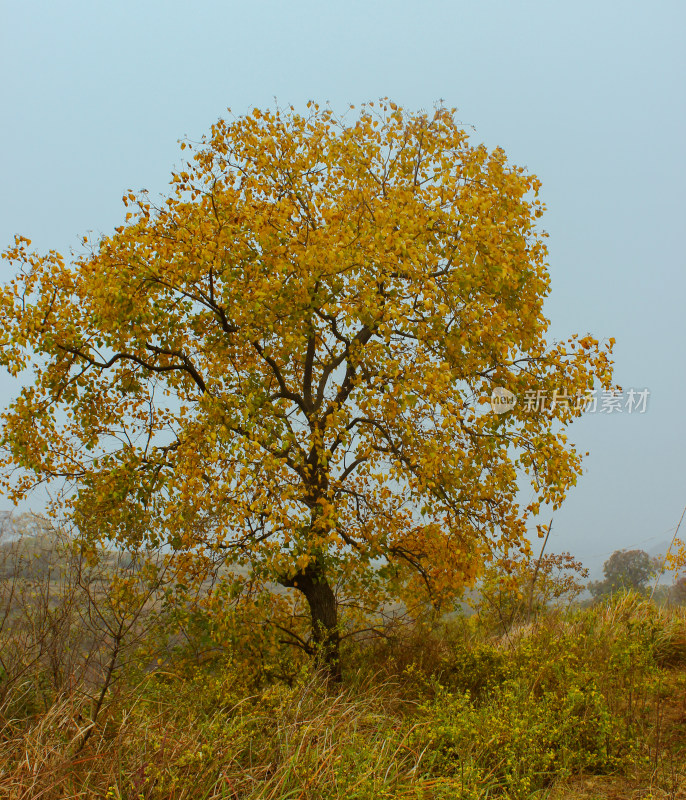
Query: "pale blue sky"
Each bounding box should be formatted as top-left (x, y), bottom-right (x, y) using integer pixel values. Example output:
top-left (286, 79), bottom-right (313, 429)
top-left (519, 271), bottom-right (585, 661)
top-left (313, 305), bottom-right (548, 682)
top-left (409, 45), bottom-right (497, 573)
top-left (1, 0), bottom-right (685, 574)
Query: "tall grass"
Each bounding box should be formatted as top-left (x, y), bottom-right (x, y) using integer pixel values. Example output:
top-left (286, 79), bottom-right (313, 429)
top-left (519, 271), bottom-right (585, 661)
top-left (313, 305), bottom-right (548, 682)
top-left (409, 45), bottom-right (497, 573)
top-left (1, 592), bottom-right (684, 799)
top-left (1, 524), bottom-right (685, 798)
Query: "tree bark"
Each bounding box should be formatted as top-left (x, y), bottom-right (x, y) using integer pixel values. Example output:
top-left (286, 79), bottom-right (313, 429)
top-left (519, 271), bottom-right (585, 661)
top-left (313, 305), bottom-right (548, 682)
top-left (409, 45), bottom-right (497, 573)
top-left (280, 561), bottom-right (341, 682)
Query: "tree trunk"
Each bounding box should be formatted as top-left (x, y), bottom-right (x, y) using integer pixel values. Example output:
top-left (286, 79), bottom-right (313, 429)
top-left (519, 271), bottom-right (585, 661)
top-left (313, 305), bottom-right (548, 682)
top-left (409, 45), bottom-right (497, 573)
top-left (280, 561), bottom-right (341, 682)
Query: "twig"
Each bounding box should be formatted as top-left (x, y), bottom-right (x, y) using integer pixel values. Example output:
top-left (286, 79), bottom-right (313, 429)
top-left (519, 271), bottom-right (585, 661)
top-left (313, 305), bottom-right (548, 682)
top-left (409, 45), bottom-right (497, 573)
top-left (527, 519), bottom-right (553, 618)
top-left (650, 503), bottom-right (686, 601)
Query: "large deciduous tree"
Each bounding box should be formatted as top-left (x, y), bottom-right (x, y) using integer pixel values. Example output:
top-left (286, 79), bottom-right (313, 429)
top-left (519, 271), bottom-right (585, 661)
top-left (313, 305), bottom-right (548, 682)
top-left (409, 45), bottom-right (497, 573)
top-left (1, 102), bottom-right (613, 677)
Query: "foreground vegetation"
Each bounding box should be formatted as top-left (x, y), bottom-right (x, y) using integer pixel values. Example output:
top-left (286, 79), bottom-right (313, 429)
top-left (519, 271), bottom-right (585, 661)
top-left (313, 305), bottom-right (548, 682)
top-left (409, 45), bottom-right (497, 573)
top-left (1, 524), bottom-right (685, 799)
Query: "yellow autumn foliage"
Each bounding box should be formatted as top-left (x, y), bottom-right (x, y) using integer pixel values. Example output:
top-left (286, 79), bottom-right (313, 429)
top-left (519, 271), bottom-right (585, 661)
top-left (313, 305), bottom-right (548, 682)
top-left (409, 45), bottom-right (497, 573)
top-left (0, 101), bottom-right (614, 674)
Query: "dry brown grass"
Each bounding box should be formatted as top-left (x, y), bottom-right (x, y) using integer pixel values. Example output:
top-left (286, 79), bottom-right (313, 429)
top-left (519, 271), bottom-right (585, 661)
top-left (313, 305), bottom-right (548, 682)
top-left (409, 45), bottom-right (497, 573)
top-left (2, 524), bottom-right (686, 800)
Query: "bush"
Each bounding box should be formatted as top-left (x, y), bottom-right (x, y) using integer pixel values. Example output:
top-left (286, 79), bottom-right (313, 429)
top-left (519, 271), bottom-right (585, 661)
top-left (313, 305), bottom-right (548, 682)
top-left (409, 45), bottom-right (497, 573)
top-left (1, 546), bottom-right (685, 799)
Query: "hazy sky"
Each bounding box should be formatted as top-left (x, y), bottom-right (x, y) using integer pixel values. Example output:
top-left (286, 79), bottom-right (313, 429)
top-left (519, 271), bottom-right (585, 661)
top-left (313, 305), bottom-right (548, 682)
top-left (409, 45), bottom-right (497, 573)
top-left (1, 0), bottom-right (685, 574)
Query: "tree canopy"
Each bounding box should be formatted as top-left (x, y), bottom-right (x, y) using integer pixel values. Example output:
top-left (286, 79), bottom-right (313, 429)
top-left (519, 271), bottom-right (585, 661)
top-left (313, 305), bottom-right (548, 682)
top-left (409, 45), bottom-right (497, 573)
top-left (0, 101), bottom-right (614, 676)
top-left (589, 549), bottom-right (659, 598)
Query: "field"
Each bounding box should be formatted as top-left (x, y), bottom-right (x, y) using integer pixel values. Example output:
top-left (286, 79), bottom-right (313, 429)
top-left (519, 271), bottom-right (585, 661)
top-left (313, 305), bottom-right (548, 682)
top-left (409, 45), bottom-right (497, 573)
top-left (1, 528), bottom-right (685, 800)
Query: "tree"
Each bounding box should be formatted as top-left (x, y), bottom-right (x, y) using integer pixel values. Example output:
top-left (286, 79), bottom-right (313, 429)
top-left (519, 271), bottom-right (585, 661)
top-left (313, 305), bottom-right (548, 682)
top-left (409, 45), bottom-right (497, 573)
top-left (0, 101), bottom-right (614, 678)
top-left (670, 576), bottom-right (686, 605)
top-left (665, 537), bottom-right (686, 577)
top-left (589, 549), bottom-right (659, 599)
top-left (473, 550), bottom-right (588, 636)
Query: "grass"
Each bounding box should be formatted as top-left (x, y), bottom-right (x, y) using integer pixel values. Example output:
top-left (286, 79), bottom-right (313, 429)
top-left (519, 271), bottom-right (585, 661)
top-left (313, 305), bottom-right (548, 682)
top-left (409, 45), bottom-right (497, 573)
top-left (1, 589), bottom-right (685, 799)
